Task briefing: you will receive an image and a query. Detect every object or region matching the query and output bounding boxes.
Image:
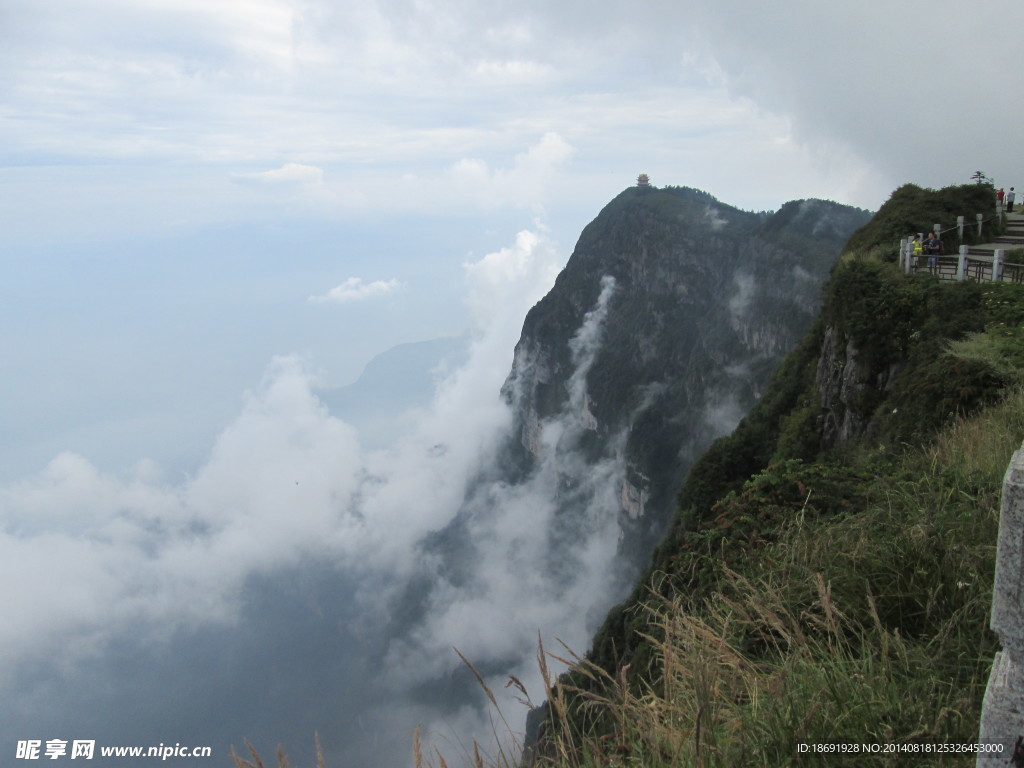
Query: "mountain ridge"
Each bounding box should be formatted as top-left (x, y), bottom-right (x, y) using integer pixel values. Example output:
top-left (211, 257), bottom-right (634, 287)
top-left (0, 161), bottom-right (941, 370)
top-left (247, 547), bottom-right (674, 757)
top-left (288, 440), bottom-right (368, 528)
top-left (497, 185), bottom-right (871, 559)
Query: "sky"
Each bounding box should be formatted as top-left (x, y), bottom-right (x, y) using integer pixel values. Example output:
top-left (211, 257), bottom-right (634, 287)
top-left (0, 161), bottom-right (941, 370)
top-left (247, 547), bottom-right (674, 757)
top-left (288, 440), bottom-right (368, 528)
top-left (3, 0), bottom-right (1024, 765)
top-left (5, 0), bottom-right (1022, 476)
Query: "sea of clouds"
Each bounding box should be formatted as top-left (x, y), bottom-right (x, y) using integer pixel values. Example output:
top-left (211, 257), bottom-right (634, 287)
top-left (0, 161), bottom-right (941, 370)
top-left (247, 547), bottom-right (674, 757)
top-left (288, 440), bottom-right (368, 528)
top-left (1, 228), bottom-right (640, 767)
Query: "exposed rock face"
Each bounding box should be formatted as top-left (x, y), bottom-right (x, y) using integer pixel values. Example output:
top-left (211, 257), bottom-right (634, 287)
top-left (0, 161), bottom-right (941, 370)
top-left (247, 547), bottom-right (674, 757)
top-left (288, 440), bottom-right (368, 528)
top-left (816, 323), bottom-right (906, 450)
top-left (500, 186), bottom-right (871, 559)
top-left (619, 478), bottom-right (649, 522)
top-left (816, 324), bottom-right (867, 448)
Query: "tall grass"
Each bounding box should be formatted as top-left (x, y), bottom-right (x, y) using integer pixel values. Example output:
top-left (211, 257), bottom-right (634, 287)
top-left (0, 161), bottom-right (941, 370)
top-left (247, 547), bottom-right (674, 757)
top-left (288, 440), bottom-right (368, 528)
top-left (231, 734), bottom-right (326, 768)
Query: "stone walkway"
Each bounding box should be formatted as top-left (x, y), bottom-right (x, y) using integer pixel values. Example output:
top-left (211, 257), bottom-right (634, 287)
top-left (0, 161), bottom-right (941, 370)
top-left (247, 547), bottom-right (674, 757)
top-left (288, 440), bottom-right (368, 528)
top-left (968, 211), bottom-right (1024, 258)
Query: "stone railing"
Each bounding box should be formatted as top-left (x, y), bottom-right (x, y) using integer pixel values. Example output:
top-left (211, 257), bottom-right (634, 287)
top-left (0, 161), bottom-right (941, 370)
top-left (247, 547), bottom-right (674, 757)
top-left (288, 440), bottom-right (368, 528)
top-left (897, 204), bottom-right (1024, 283)
top-left (977, 443), bottom-right (1024, 766)
top-left (899, 247), bottom-right (1024, 284)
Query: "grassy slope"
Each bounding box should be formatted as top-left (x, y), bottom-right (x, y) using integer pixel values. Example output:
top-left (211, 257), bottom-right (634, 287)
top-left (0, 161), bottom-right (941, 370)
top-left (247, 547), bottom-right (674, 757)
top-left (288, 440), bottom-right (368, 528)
top-left (531, 385), bottom-right (1024, 767)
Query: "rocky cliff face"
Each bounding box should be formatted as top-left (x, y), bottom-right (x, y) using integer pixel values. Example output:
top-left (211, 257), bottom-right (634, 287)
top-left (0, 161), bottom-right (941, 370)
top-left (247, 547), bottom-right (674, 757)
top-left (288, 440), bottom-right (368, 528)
top-left (498, 186), bottom-right (870, 561)
top-left (815, 324), bottom-right (906, 450)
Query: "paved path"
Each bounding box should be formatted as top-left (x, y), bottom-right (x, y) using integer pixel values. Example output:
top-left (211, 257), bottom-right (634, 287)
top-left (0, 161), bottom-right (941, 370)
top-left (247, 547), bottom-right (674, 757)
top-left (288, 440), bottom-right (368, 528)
top-left (968, 211), bottom-right (1024, 258)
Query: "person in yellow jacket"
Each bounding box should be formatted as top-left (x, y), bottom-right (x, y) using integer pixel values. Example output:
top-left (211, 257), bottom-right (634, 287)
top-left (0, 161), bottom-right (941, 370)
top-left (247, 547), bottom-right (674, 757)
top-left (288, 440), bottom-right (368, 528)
top-left (911, 234), bottom-right (923, 267)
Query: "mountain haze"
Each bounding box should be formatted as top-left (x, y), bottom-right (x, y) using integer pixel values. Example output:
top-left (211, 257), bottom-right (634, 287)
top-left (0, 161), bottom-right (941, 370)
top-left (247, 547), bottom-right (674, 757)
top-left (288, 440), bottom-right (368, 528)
top-left (379, 184), bottom-right (871, 752)
top-left (320, 336), bottom-right (469, 447)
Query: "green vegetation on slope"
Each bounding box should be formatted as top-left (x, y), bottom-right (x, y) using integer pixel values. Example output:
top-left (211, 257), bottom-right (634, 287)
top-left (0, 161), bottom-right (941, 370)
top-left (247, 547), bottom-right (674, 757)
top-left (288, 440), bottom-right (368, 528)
top-left (527, 383), bottom-right (1024, 767)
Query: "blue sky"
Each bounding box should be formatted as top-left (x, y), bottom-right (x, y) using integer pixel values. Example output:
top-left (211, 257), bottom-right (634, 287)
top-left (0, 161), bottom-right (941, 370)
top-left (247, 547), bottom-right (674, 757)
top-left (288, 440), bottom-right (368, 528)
top-left (3, 1), bottom-right (1023, 763)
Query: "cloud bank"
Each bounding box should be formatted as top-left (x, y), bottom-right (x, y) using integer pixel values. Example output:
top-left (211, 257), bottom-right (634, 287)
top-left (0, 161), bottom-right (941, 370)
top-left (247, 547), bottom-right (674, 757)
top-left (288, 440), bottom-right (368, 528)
top-left (0, 226), bottom-right (602, 766)
top-left (9, 0), bottom-right (993, 252)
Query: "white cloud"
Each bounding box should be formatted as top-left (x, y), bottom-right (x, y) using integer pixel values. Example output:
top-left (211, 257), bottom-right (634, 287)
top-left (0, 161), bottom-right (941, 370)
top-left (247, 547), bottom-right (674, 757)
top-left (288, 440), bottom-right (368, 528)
top-left (668, 0), bottom-right (1024, 195)
top-left (0, 226), bottom-right (564, 685)
top-left (448, 132), bottom-right (576, 210)
top-left (472, 58), bottom-right (551, 82)
top-left (728, 272), bottom-right (756, 320)
top-left (0, 356), bottom-right (366, 675)
top-left (6, 0), bottom-right (941, 252)
top-left (463, 228), bottom-right (561, 326)
top-left (380, 274), bottom-right (628, 758)
top-left (233, 163), bottom-right (325, 184)
top-left (309, 276), bottom-right (402, 303)
top-left (5, 0), bottom-right (1021, 235)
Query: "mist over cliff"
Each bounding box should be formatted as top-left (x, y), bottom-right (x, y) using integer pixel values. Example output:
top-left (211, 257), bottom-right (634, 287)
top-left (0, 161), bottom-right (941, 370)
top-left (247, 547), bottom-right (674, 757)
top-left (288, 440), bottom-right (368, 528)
top-left (369, 186), bottom-right (870, 758)
top-left (0, 187), bottom-right (868, 767)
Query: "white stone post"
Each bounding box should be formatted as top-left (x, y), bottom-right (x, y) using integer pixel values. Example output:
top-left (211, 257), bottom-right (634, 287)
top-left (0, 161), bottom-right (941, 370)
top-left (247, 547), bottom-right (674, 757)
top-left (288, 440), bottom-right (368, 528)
top-left (977, 444), bottom-right (1024, 766)
top-left (959, 215), bottom-right (966, 241)
top-left (958, 245), bottom-right (968, 281)
top-left (899, 238), bottom-right (907, 271)
top-left (994, 249), bottom-right (1004, 283)
top-left (904, 239), bottom-right (914, 274)
top-left (979, 213), bottom-right (986, 239)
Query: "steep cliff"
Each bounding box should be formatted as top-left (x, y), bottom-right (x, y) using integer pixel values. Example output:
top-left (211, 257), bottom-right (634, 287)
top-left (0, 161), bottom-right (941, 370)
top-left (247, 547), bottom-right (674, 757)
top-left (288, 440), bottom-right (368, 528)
top-left (498, 186), bottom-right (870, 561)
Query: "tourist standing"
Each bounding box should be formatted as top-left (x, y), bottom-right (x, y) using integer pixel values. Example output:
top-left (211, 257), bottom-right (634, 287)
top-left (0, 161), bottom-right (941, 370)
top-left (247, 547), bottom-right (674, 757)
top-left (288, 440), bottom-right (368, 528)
top-left (1008, 187), bottom-right (1016, 213)
top-left (925, 233), bottom-right (942, 271)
